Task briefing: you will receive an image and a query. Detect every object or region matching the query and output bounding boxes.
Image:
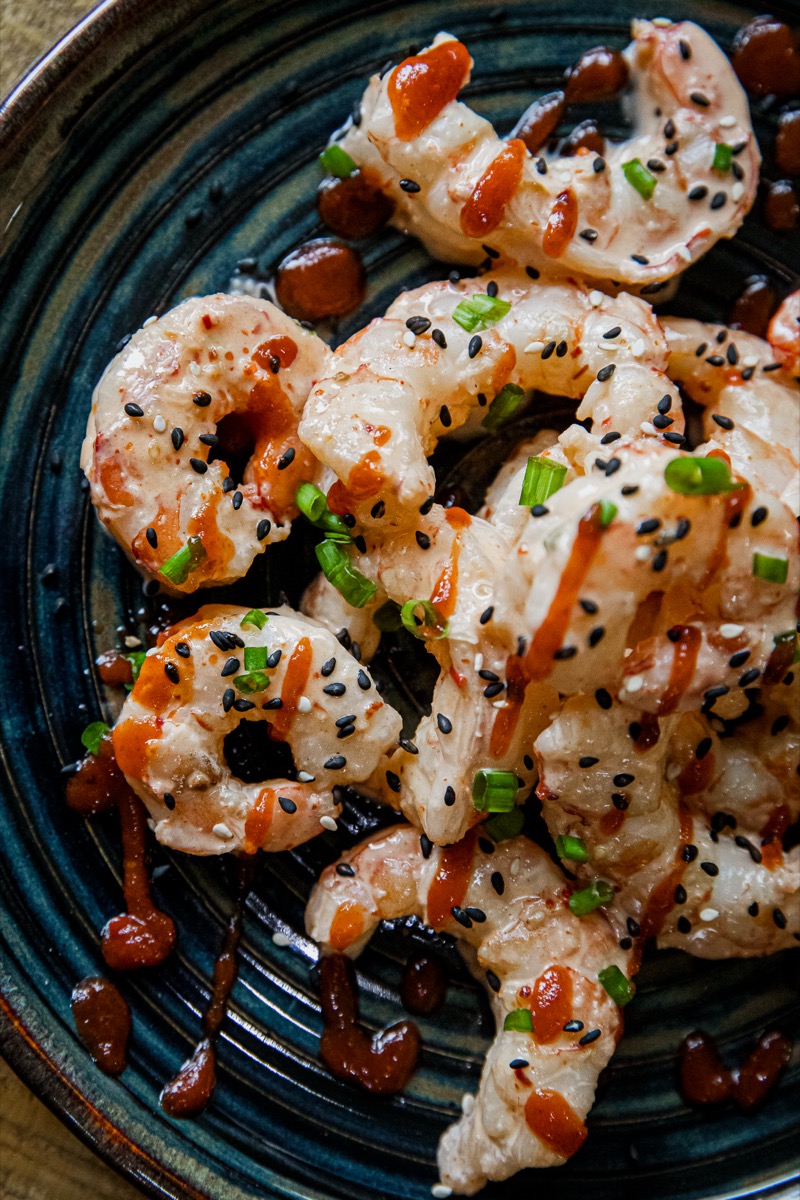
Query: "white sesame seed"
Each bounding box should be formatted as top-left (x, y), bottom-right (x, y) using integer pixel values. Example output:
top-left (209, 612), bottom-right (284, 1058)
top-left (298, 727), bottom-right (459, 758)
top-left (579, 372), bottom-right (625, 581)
top-left (666, 762), bottom-right (682, 781)
top-left (742, 355), bottom-right (758, 368)
top-left (142, 315), bottom-right (158, 327)
top-left (510, 858), bottom-right (521, 876)
top-left (719, 623), bottom-right (744, 638)
top-left (320, 815), bottom-right (338, 832)
top-left (153, 414), bottom-right (167, 433)
top-left (213, 822), bottom-right (234, 840)
top-left (732, 182), bottom-right (744, 201)
top-left (640, 421), bottom-right (657, 435)
top-left (473, 653), bottom-right (484, 671)
top-left (403, 330), bottom-right (416, 348)
top-left (524, 341), bottom-right (546, 354)
top-left (599, 341), bottom-right (620, 352)
top-left (189, 361), bottom-right (202, 376)
top-left (297, 695), bottom-right (312, 713)
top-left (625, 674), bottom-right (644, 693)
top-left (461, 1093), bottom-right (475, 1115)
top-left (432, 1186), bottom-right (452, 1199)
top-left (529, 908), bottom-right (545, 925)
top-left (631, 338), bottom-right (645, 358)
top-left (492, 700), bottom-right (506, 709)
top-left (594, 845), bottom-right (607, 860)
top-left (124, 635), bottom-right (142, 648)
top-left (297, 770), bottom-right (316, 782)
top-left (700, 908), bottom-right (719, 922)
top-left (146, 646), bottom-right (159, 656)
top-left (624, 647), bottom-right (633, 657)
top-left (272, 931), bottom-right (291, 947)
top-left (589, 290), bottom-right (604, 307)
top-left (719, 115), bottom-right (736, 128)
top-left (677, 245), bottom-right (692, 263)
top-left (653, 16), bottom-right (672, 25)
top-left (635, 546), bottom-right (651, 562)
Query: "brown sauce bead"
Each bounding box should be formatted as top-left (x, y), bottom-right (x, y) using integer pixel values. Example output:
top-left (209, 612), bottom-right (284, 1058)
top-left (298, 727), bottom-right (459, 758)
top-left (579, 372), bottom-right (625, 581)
top-left (731, 18), bottom-right (800, 99)
top-left (399, 952), bottom-right (448, 1016)
top-left (96, 647), bottom-right (134, 688)
top-left (735, 1030), bottom-right (793, 1111)
top-left (317, 170), bottom-right (394, 239)
top-left (512, 91), bottom-right (565, 155)
top-left (729, 274), bottom-right (777, 337)
top-left (564, 46), bottom-right (630, 103)
top-left (560, 119), bottom-right (605, 157)
top-left (763, 180), bottom-right (799, 232)
top-left (274, 239), bottom-right (365, 322)
top-left (775, 109), bottom-right (800, 177)
top-left (679, 1031), bottom-right (733, 1105)
top-left (71, 977), bottom-right (131, 1076)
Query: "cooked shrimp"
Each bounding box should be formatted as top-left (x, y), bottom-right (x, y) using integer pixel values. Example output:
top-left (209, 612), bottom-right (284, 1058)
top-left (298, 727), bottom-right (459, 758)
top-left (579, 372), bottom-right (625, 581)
top-left (306, 824), bottom-right (629, 1194)
top-left (300, 571), bottom-right (383, 663)
top-left (534, 696), bottom-right (799, 958)
top-left (664, 316), bottom-right (799, 507)
top-left (299, 271), bottom-right (680, 518)
top-left (83, 295), bottom-right (332, 593)
top-left (768, 290), bottom-right (800, 376)
top-left (337, 21), bottom-right (759, 286)
top-left (111, 604), bottom-right (401, 855)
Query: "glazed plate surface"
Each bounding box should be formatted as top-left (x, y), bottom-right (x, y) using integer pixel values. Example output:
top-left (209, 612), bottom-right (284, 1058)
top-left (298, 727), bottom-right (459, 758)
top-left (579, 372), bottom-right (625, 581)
top-left (0, 2), bottom-right (798, 1197)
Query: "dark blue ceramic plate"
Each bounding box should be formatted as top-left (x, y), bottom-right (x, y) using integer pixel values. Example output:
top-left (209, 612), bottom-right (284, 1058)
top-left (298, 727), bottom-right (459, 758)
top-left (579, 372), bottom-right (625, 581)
top-left (1, 1), bottom-right (798, 1197)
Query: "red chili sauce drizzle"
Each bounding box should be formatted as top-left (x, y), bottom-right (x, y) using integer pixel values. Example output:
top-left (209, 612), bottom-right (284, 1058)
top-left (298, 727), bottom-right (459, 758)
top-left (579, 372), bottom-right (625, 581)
top-left (657, 625), bottom-right (702, 716)
top-left (530, 965), bottom-right (574, 1044)
top-left (679, 1029), bottom-right (792, 1111)
top-left (388, 40), bottom-right (471, 141)
top-left (318, 954), bottom-right (421, 1094)
top-left (542, 189), bottom-right (578, 258)
top-left (161, 857), bottom-right (256, 1117)
top-left (399, 953), bottom-right (448, 1016)
top-left (274, 239), bottom-right (365, 322)
top-left (426, 829), bottom-right (478, 929)
top-left (71, 977), bottom-right (131, 1076)
top-left (95, 648), bottom-right (134, 688)
top-left (270, 636), bottom-right (313, 740)
top-left (524, 1088), bottom-right (588, 1158)
top-left (460, 139), bottom-right (526, 238)
top-left (67, 735), bottom-right (176, 970)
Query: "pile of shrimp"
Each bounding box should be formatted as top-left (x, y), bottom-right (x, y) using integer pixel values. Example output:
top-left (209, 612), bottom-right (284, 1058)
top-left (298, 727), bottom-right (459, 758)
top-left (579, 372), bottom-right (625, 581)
top-left (81, 17), bottom-right (799, 1198)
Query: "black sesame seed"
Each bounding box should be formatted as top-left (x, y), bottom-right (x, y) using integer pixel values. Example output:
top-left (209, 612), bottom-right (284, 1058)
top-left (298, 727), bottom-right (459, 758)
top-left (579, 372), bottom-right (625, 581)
top-left (690, 91), bottom-right (709, 106)
top-left (320, 657), bottom-right (336, 677)
top-left (163, 792), bottom-right (176, 810)
top-left (357, 670), bottom-right (371, 690)
top-left (189, 457), bottom-right (208, 474)
top-left (555, 644), bottom-right (577, 659)
top-left (663, 432), bottom-right (686, 446)
top-left (334, 861), bottom-right (355, 877)
top-left (439, 405), bottom-right (452, 428)
top-left (579, 598), bottom-right (598, 614)
top-left (266, 648), bottom-right (282, 669)
top-left (437, 713), bottom-right (453, 734)
top-left (222, 476), bottom-right (236, 492)
top-left (400, 738), bottom-right (419, 755)
top-left (679, 38), bottom-right (691, 59)
top-left (451, 906), bottom-right (472, 929)
top-left (682, 844), bottom-right (698, 862)
top-left (706, 355), bottom-right (725, 367)
top-left (647, 158), bottom-right (666, 172)
top-left (483, 682), bottom-right (504, 698)
top-left (176, 642), bottom-right (190, 658)
top-left (750, 506), bottom-right (768, 526)
top-left (726, 343), bottom-right (739, 365)
top-left (406, 316), bottom-right (431, 334)
top-left (479, 607), bottom-right (494, 625)
top-left (192, 391), bottom-right (212, 407)
top-left (595, 688), bottom-right (612, 710)
top-left (145, 526), bottom-right (158, 548)
top-left (742, 366), bottom-right (755, 381)
top-left (222, 688), bottom-right (235, 712)
top-left (696, 738), bottom-right (713, 760)
top-left (443, 785), bottom-right (456, 807)
top-left (482, 245), bottom-right (500, 259)
top-left (399, 178), bottom-right (421, 193)
top-left (772, 908), bottom-right (787, 929)
top-left (612, 794), bottom-right (628, 810)
top-left (735, 835), bottom-right (762, 864)
top-left (712, 413), bottom-right (734, 430)
top-left (564, 1020), bottom-right (584, 1032)
top-left (163, 661), bottom-right (179, 684)
top-left (465, 906), bottom-right (486, 923)
top-left (385, 771), bottom-right (401, 793)
top-left (335, 713), bottom-right (357, 728)
top-left (221, 657), bottom-right (240, 677)
top-left (486, 970), bottom-right (501, 992)
top-left (420, 834), bottom-right (433, 859)
top-left (704, 685), bottom-right (730, 702)
top-left (124, 402), bottom-right (144, 417)
top-left (653, 414), bottom-right (674, 429)
top-left (541, 341), bottom-right (556, 360)
top-left (468, 334), bottom-right (483, 359)
top-left (593, 157), bottom-right (606, 172)
top-left (277, 447), bottom-right (295, 470)
top-left (580, 228), bottom-right (598, 242)
top-left (432, 328), bottom-right (447, 349)
top-left (664, 142), bottom-right (678, 157)
top-left (579, 1029), bottom-right (601, 1046)
top-left (605, 457), bottom-right (621, 476)
top-left (579, 755), bottom-right (599, 768)
top-left (658, 394), bottom-right (673, 415)
top-left (262, 697), bottom-right (283, 709)
top-left (523, 754), bottom-right (534, 771)
top-left (199, 433), bottom-right (218, 446)
top-left (324, 755), bottom-right (346, 770)
top-left (631, 254), bottom-right (649, 265)
top-left (490, 871), bottom-right (505, 896)
top-left (739, 668), bottom-right (760, 687)
top-left (588, 626), bottom-right (605, 647)
top-left (415, 531), bottom-right (431, 550)
top-left (508, 1058), bottom-right (528, 1070)
top-left (526, 266), bottom-right (540, 279)
top-left (677, 916), bottom-right (692, 933)
top-left (486, 281), bottom-right (499, 298)
top-left (603, 326), bottom-right (622, 340)
top-left (771, 715), bottom-right (789, 736)
top-left (232, 490), bottom-right (243, 510)
top-left (688, 185), bottom-right (708, 201)
top-left (636, 518), bottom-right (661, 535)
top-left (556, 340), bottom-right (568, 357)
top-left (710, 192), bottom-right (726, 210)
top-left (597, 363), bottom-right (616, 382)
top-left (700, 861), bottom-right (719, 876)
top-left (600, 431), bottom-right (621, 444)
top-left (664, 119), bottom-right (676, 139)
top-left (674, 884), bottom-right (687, 905)
top-left (323, 683), bottom-right (347, 699)
top-left (614, 773), bottom-right (634, 787)
top-left (233, 698), bottom-right (255, 712)
top-left (748, 902), bottom-right (759, 916)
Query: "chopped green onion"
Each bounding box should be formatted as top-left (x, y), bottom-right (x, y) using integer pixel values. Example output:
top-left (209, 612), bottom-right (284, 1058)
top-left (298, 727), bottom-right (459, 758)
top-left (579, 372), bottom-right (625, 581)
top-left (712, 143), bottom-right (733, 172)
top-left (482, 383), bottom-right (526, 432)
top-left (451, 293), bottom-right (511, 333)
top-left (233, 671), bottom-right (270, 694)
top-left (752, 553), bottom-right (788, 584)
top-left (472, 769), bottom-right (520, 813)
top-left (81, 721), bottom-right (109, 756)
top-left (519, 457), bottom-right (567, 507)
top-left (123, 650), bottom-right (146, 687)
top-left (159, 535), bottom-right (206, 585)
top-left (568, 879), bottom-right (614, 916)
top-left (503, 1009), bottom-right (533, 1033)
top-left (240, 608), bottom-right (268, 631)
top-left (400, 599), bottom-right (448, 640)
top-left (319, 144), bottom-right (357, 178)
top-left (373, 601), bottom-right (403, 632)
top-left (244, 646), bottom-right (268, 671)
top-left (598, 499), bottom-right (618, 528)
top-left (598, 964), bottom-right (636, 1007)
top-left (555, 834), bottom-right (589, 863)
top-left (622, 158), bottom-right (657, 201)
top-left (664, 456), bottom-right (741, 496)
top-left (773, 629), bottom-right (800, 662)
top-left (485, 807), bottom-right (525, 842)
top-left (295, 482), bottom-right (352, 540)
top-left (316, 540), bottom-right (377, 608)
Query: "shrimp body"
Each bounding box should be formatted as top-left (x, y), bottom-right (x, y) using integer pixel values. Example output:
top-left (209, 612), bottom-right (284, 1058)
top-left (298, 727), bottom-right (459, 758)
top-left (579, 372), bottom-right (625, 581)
top-left (768, 290), bottom-right (800, 376)
top-left (306, 824), bottom-right (629, 1193)
top-left (83, 295), bottom-right (332, 592)
top-left (339, 22), bottom-right (758, 286)
top-left (112, 605), bottom-right (401, 855)
top-left (299, 272), bottom-right (678, 517)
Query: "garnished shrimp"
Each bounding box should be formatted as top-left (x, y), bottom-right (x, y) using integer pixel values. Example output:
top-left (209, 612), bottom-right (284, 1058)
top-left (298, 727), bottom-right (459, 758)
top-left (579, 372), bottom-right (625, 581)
top-left (299, 271), bottom-right (679, 518)
top-left (306, 824), bottom-right (629, 1194)
top-left (534, 697), bottom-right (799, 958)
top-left (83, 295), bottom-right (331, 593)
top-left (768, 289), bottom-right (800, 376)
top-left (112, 605), bottom-right (401, 854)
top-left (300, 571), bottom-right (383, 664)
top-left (337, 21), bottom-right (758, 286)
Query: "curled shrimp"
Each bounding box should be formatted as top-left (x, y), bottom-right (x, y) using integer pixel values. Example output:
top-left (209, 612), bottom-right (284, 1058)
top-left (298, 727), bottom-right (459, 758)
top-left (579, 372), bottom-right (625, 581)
top-left (534, 696), bottom-right (799, 958)
top-left (306, 824), bottom-right (629, 1194)
top-left (768, 289), bottom-right (800, 376)
top-left (337, 21), bottom-right (758, 287)
top-left (112, 604), bottom-right (401, 855)
top-left (299, 271), bottom-right (679, 518)
top-left (82, 294), bottom-right (331, 593)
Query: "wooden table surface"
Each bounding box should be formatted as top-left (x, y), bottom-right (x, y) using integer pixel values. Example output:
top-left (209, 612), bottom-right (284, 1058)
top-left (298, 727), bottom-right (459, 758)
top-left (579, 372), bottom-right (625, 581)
top-left (1, 15), bottom-right (144, 1199)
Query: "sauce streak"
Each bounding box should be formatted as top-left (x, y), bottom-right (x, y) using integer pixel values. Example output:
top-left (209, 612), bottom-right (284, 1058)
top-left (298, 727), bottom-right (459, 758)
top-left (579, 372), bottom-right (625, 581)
top-left (388, 41), bottom-right (471, 141)
top-left (71, 977), bottom-right (131, 1076)
top-left (275, 239), bottom-right (365, 322)
top-left (542, 189), bottom-right (578, 258)
top-left (427, 830), bottom-right (477, 929)
top-left (657, 625), bottom-right (702, 715)
top-left (271, 637), bottom-right (313, 740)
top-left (679, 1029), bottom-right (792, 1111)
top-left (524, 1088), bottom-right (588, 1158)
top-left (639, 805), bottom-right (693, 941)
top-left (489, 655), bottom-right (527, 759)
top-left (530, 965), bottom-right (573, 1044)
top-left (319, 954), bottom-right (421, 1093)
top-left (460, 139), bottom-right (526, 238)
top-left (400, 952), bottom-right (448, 1016)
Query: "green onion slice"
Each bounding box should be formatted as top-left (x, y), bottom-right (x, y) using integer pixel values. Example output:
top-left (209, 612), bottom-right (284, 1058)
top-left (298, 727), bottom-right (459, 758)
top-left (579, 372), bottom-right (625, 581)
top-left (482, 383), bottom-right (527, 432)
top-left (712, 143), bottom-right (733, 172)
top-left (555, 834), bottom-right (589, 863)
top-left (598, 964), bottom-right (636, 1007)
top-left (159, 535), bottom-right (206, 585)
top-left (81, 721), bottom-right (109, 756)
top-left (373, 601), bottom-right (403, 632)
top-left (622, 158), bottom-right (657, 201)
top-left (568, 879), bottom-right (615, 916)
top-left (472, 769), bottom-right (520, 813)
top-left (519, 456), bottom-right (567, 507)
top-left (503, 1009), bottom-right (534, 1033)
top-left (240, 608), bottom-right (268, 631)
top-left (295, 482), bottom-right (352, 540)
top-left (233, 671), bottom-right (270, 694)
top-left (400, 599), bottom-right (449, 640)
top-left (319, 144), bottom-right (357, 178)
top-left (752, 552), bottom-right (789, 584)
top-left (598, 499), bottom-right (618, 528)
top-left (123, 650), bottom-right (146, 687)
top-left (316, 540), bottom-right (377, 608)
top-left (244, 645), bottom-right (268, 671)
top-left (452, 293), bottom-right (511, 333)
top-left (664, 456), bottom-right (741, 496)
top-left (485, 807), bottom-right (525, 842)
